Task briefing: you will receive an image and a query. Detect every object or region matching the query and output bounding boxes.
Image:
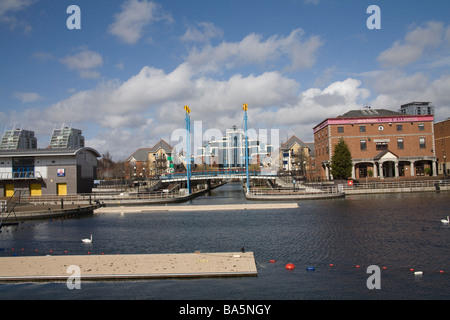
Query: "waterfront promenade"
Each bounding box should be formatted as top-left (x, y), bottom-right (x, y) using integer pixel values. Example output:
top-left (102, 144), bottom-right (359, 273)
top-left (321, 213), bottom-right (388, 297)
top-left (0, 252), bottom-right (257, 281)
top-left (95, 202), bottom-right (299, 213)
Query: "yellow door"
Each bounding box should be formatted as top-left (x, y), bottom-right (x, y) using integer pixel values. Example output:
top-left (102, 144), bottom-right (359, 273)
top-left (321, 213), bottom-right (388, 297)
top-left (30, 183), bottom-right (42, 196)
top-left (57, 183), bottom-right (67, 196)
top-left (5, 184), bottom-right (14, 197)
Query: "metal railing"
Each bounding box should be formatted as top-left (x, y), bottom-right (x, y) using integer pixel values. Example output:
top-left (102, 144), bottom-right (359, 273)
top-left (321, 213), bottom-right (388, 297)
top-left (342, 179), bottom-right (450, 191)
top-left (248, 179), bottom-right (449, 196)
top-left (248, 185), bottom-right (343, 196)
top-left (161, 169), bottom-right (277, 180)
top-left (0, 171), bottom-right (42, 180)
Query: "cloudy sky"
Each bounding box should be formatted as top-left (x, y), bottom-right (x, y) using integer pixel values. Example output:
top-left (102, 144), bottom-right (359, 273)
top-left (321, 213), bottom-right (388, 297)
top-left (1, 0), bottom-right (450, 160)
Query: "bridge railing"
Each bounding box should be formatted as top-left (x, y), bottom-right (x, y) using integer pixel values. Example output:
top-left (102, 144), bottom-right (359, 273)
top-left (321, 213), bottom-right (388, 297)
top-left (248, 185), bottom-right (342, 196)
top-left (160, 170), bottom-right (277, 180)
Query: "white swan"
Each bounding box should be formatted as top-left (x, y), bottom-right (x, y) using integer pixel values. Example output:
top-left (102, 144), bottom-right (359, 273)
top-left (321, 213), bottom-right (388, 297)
top-left (82, 234), bottom-right (92, 243)
top-left (441, 216), bottom-right (449, 224)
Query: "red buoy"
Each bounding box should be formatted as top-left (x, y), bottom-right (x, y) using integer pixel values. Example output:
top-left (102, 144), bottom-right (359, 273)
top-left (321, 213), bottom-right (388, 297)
top-left (269, 260), bottom-right (276, 263)
top-left (285, 263), bottom-right (295, 270)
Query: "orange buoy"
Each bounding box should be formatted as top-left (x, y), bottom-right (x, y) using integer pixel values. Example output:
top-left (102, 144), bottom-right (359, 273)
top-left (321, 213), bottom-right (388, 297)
top-left (285, 263), bottom-right (295, 270)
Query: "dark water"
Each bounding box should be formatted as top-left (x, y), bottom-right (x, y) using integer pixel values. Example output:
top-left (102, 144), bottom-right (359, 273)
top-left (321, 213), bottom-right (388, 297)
top-left (0, 182), bottom-right (449, 300)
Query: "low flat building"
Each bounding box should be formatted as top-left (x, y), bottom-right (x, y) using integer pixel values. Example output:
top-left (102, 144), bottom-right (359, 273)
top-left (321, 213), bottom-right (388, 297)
top-left (313, 108), bottom-right (437, 181)
top-left (0, 147), bottom-right (100, 197)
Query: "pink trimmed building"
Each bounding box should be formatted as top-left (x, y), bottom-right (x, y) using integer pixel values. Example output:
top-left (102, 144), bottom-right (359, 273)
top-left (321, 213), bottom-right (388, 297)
top-left (313, 108), bottom-right (437, 181)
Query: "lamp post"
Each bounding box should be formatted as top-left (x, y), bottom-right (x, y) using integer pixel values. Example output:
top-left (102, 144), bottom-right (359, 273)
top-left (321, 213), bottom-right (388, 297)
top-left (243, 103), bottom-right (250, 194)
top-left (184, 105), bottom-right (191, 194)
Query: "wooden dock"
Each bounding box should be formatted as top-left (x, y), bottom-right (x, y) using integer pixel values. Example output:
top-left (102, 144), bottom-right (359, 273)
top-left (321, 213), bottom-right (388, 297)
top-left (0, 252), bottom-right (257, 282)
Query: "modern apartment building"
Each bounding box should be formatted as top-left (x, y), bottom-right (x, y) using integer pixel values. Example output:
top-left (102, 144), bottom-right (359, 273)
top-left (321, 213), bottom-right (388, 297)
top-left (49, 125), bottom-right (85, 149)
top-left (0, 128), bottom-right (37, 150)
top-left (399, 101), bottom-right (434, 116)
top-left (313, 108), bottom-right (437, 181)
top-left (198, 125), bottom-right (272, 168)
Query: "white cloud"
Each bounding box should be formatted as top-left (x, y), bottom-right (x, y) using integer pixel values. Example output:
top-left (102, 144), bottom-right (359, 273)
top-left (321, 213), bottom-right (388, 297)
top-left (181, 22), bottom-right (223, 43)
top-left (13, 91), bottom-right (44, 103)
top-left (60, 49), bottom-right (103, 79)
top-left (377, 21), bottom-right (447, 68)
top-left (109, 0), bottom-right (172, 45)
top-left (0, 0), bottom-right (35, 33)
top-left (185, 28), bottom-right (323, 73)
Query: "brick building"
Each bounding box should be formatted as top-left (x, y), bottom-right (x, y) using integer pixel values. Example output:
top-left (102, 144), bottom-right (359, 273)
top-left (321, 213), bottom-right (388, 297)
top-left (434, 117), bottom-right (450, 176)
top-left (125, 140), bottom-right (174, 179)
top-left (278, 135), bottom-right (315, 178)
top-left (313, 108), bottom-right (437, 181)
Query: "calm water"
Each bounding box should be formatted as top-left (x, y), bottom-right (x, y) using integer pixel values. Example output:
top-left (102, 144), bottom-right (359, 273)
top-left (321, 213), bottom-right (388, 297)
top-left (0, 182), bottom-right (449, 300)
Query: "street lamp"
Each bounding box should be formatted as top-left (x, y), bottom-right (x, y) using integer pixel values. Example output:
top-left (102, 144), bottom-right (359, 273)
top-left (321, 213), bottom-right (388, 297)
top-left (243, 103), bottom-right (250, 194)
top-left (184, 105), bottom-right (192, 194)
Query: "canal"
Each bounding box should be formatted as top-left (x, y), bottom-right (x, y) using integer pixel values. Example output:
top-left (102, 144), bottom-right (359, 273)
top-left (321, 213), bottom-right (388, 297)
top-left (0, 182), bottom-right (449, 300)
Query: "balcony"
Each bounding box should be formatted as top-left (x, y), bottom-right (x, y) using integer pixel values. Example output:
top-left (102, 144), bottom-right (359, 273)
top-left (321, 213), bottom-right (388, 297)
top-left (0, 171), bottom-right (43, 180)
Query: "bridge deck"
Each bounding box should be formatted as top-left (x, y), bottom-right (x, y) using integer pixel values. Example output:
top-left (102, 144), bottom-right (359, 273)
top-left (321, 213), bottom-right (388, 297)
top-left (160, 170), bottom-right (277, 181)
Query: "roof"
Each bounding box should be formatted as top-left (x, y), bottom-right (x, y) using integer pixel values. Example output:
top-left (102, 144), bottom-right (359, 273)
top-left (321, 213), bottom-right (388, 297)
top-left (127, 139), bottom-right (173, 162)
top-left (373, 150), bottom-right (398, 160)
top-left (0, 147), bottom-right (101, 158)
top-left (338, 109), bottom-right (402, 118)
top-left (281, 135), bottom-right (307, 150)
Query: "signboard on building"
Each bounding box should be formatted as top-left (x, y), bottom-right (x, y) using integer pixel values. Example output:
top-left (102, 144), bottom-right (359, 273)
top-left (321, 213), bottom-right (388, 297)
top-left (57, 168), bottom-right (65, 177)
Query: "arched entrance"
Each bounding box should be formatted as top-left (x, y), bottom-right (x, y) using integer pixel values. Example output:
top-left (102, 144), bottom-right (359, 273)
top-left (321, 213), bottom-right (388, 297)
top-left (382, 161), bottom-right (396, 178)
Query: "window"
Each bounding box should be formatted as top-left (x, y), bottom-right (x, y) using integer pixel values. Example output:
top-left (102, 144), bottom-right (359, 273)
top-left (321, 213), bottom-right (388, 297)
top-left (396, 124), bottom-right (403, 131)
top-left (418, 123), bottom-right (425, 131)
top-left (376, 142), bottom-right (388, 150)
top-left (397, 138), bottom-right (404, 150)
top-left (360, 140), bottom-right (367, 151)
top-left (359, 126), bottom-right (366, 133)
top-left (338, 126), bottom-right (344, 133)
top-left (419, 137), bottom-right (426, 149)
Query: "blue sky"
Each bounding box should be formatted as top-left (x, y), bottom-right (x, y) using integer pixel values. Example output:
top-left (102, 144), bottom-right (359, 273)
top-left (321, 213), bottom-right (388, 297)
top-left (1, 0), bottom-right (450, 160)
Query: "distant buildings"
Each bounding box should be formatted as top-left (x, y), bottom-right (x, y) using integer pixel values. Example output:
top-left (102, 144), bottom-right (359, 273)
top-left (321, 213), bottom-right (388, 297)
top-left (0, 128), bottom-right (37, 150)
top-left (399, 102), bottom-right (434, 116)
top-left (49, 125), bottom-right (85, 149)
top-left (313, 107), bottom-right (437, 181)
top-left (272, 135), bottom-right (315, 178)
top-left (198, 125), bottom-right (272, 168)
top-left (125, 139), bottom-right (174, 179)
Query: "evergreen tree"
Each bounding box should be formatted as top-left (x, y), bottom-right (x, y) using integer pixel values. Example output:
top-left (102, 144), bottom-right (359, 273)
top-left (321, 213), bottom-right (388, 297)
top-left (330, 139), bottom-right (352, 180)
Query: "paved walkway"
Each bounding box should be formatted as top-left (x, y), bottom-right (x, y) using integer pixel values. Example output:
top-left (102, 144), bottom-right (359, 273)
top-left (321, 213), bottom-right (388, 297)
top-left (95, 203), bottom-right (299, 213)
top-left (0, 252), bottom-right (257, 281)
